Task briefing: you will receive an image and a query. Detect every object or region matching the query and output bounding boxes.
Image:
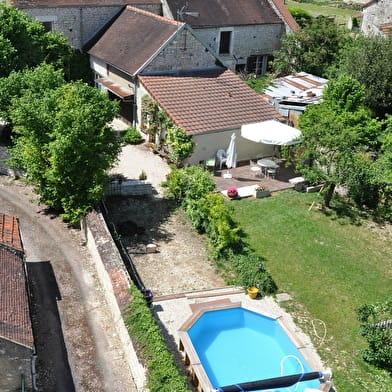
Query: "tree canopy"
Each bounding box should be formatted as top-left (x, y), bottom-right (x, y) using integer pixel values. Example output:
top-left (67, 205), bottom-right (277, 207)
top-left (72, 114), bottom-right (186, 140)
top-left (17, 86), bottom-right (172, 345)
top-left (294, 75), bottom-right (382, 208)
top-left (272, 16), bottom-right (348, 77)
top-left (337, 35), bottom-right (392, 118)
top-left (0, 5), bottom-right (72, 78)
top-left (9, 79), bottom-right (121, 223)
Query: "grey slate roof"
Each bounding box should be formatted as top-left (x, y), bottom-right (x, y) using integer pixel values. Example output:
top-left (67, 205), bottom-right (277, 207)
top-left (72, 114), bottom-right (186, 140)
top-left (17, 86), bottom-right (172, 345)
top-left (165, 0), bottom-right (282, 27)
top-left (88, 5), bottom-right (183, 76)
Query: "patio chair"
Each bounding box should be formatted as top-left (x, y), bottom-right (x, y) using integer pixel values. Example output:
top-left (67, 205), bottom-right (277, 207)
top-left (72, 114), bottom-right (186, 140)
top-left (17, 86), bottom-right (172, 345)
top-left (250, 160), bottom-right (262, 177)
top-left (266, 167), bottom-right (277, 179)
top-left (216, 149), bottom-right (227, 170)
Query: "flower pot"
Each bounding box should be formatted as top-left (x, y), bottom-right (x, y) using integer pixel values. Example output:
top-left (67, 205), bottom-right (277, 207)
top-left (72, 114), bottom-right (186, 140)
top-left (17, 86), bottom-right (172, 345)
top-left (247, 286), bottom-right (259, 299)
top-left (255, 190), bottom-right (270, 198)
top-left (141, 289), bottom-right (154, 305)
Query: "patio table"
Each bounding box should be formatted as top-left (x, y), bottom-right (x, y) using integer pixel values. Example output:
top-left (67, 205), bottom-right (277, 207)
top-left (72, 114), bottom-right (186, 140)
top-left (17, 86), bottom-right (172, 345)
top-left (257, 158), bottom-right (279, 177)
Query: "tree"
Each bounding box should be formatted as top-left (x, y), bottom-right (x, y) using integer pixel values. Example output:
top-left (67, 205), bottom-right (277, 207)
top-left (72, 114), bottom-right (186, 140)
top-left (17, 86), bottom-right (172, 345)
top-left (272, 16), bottom-right (348, 77)
top-left (357, 299), bottom-right (392, 371)
top-left (294, 75), bottom-right (382, 208)
top-left (338, 35), bottom-right (392, 118)
top-left (0, 5), bottom-right (72, 78)
top-left (0, 64), bottom-right (65, 122)
top-left (9, 81), bottom-right (121, 224)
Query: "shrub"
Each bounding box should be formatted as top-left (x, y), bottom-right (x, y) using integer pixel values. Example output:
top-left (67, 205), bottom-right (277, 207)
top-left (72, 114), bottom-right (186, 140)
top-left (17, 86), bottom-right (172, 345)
top-left (357, 299), bottom-right (392, 371)
top-left (123, 126), bottom-right (143, 144)
top-left (163, 165), bottom-right (276, 293)
top-left (162, 165), bottom-right (215, 203)
top-left (166, 126), bottom-right (194, 167)
top-left (126, 285), bottom-right (190, 392)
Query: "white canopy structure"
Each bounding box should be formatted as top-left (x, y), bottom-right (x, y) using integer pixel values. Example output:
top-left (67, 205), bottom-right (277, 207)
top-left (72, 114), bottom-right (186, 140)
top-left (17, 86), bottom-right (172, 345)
top-left (241, 120), bottom-right (302, 146)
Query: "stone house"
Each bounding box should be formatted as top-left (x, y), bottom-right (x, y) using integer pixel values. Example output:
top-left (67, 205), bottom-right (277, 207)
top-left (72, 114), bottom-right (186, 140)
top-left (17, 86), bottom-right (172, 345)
top-left (0, 214), bottom-right (36, 392)
top-left (86, 6), bottom-right (283, 164)
top-left (162, 0), bottom-right (298, 75)
top-left (7, 0), bottom-right (161, 49)
top-left (361, 0), bottom-right (392, 36)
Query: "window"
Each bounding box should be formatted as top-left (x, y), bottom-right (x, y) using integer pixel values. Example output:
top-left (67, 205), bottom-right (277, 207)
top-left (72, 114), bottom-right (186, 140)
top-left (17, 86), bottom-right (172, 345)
top-left (42, 21), bottom-right (53, 32)
top-left (219, 31), bottom-right (232, 54)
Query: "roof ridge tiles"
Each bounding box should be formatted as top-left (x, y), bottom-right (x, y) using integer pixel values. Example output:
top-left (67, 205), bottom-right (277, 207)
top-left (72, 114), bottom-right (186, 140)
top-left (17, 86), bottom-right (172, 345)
top-left (125, 5), bottom-right (184, 27)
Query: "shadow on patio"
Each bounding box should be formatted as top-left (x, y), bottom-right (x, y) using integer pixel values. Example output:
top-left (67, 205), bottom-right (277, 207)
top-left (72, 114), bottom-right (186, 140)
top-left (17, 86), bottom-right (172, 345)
top-left (212, 160), bottom-right (302, 194)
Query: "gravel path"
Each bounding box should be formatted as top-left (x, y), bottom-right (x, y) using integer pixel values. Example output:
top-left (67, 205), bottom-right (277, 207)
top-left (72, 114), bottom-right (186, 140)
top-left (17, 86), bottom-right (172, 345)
top-left (0, 176), bottom-right (137, 392)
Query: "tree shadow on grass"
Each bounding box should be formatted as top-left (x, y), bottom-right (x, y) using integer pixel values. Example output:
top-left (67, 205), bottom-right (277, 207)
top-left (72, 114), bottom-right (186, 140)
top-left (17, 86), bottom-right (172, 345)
top-left (321, 196), bottom-right (367, 226)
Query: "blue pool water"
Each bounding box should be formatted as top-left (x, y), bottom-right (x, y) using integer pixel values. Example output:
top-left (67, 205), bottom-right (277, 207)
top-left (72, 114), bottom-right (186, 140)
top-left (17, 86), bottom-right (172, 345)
top-left (188, 307), bottom-right (320, 392)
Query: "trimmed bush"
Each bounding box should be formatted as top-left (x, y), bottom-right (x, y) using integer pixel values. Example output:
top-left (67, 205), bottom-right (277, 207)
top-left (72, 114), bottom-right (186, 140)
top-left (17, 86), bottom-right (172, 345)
top-left (123, 126), bottom-right (143, 144)
top-left (126, 285), bottom-right (191, 392)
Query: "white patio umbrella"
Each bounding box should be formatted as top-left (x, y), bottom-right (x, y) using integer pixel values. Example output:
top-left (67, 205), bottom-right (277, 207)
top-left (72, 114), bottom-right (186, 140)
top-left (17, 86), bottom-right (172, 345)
top-left (241, 120), bottom-right (302, 146)
top-left (224, 132), bottom-right (237, 178)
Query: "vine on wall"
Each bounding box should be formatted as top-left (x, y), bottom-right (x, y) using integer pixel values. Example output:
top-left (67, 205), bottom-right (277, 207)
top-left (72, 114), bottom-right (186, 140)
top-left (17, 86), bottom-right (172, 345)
top-left (141, 95), bottom-right (194, 166)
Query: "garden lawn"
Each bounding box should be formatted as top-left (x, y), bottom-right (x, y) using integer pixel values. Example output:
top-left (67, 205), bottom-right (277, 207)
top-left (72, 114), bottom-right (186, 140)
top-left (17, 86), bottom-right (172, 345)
top-left (230, 191), bottom-right (392, 390)
top-left (286, 0), bottom-right (357, 26)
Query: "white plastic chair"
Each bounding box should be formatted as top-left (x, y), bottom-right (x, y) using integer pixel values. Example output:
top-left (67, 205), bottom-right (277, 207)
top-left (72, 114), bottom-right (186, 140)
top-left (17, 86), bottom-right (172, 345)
top-left (216, 149), bottom-right (227, 170)
top-left (250, 160), bottom-right (262, 177)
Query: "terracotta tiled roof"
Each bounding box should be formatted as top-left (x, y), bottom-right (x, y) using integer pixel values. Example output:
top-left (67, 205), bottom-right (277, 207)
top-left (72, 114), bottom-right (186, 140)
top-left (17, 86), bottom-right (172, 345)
top-left (88, 5), bottom-right (182, 76)
top-left (0, 214), bottom-right (33, 348)
top-left (10, 0), bottom-right (160, 7)
top-left (381, 23), bottom-right (392, 36)
top-left (0, 213), bottom-right (23, 251)
top-left (139, 69), bottom-right (284, 135)
top-left (0, 246), bottom-right (34, 348)
top-left (165, 0), bottom-right (281, 27)
top-left (270, 0), bottom-right (299, 32)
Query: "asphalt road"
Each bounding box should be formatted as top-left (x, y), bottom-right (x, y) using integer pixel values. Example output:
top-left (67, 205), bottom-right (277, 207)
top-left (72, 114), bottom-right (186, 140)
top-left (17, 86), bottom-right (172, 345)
top-left (0, 176), bottom-right (137, 392)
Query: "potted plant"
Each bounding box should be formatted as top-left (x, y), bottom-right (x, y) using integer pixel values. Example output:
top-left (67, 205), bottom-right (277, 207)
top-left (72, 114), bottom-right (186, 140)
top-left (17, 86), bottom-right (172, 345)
top-left (227, 186), bottom-right (238, 198)
top-left (255, 185), bottom-right (270, 198)
top-left (247, 286), bottom-right (259, 299)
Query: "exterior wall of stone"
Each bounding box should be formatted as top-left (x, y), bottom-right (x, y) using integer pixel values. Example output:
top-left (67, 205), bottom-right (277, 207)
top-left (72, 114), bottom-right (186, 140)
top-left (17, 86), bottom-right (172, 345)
top-left (361, 0), bottom-right (392, 35)
top-left (193, 24), bottom-right (284, 71)
top-left (21, 4), bottom-right (161, 49)
top-left (0, 338), bottom-right (33, 392)
top-left (142, 27), bottom-right (219, 74)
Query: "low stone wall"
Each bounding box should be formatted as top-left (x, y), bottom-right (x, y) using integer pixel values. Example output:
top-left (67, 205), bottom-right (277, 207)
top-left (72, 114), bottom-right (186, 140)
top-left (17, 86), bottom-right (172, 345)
top-left (81, 208), bottom-right (146, 390)
top-left (106, 180), bottom-right (153, 196)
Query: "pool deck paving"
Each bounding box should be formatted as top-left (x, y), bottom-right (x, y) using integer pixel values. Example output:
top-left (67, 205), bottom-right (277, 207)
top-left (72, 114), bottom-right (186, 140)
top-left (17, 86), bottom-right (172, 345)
top-left (152, 287), bottom-right (326, 376)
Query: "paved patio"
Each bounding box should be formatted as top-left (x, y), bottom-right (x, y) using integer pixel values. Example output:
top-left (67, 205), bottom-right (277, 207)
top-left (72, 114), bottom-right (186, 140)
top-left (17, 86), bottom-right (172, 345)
top-left (212, 160), bottom-right (301, 194)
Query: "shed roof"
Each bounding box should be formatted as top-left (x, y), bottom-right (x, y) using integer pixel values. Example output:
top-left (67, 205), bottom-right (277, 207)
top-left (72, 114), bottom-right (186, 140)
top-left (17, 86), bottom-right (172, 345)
top-left (165, 0), bottom-right (282, 27)
top-left (0, 213), bottom-right (23, 251)
top-left (262, 72), bottom-right (328, 104)
top-left (139, 69), bottom-right (283, 135)
top-left (88, 5), bottom-right (182, 76)
top-left (0, 214), bottom-right (33, 349)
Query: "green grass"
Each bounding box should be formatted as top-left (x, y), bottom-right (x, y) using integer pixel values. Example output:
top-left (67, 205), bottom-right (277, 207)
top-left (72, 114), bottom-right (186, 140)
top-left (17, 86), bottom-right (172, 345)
top-left (286, 0), bottom-right (358, 26)
top-left (230, 191), bottom-right (392, 390)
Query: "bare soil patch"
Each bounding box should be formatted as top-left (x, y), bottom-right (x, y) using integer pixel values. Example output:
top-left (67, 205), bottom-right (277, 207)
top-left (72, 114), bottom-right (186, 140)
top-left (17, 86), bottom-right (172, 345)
top-left (104, 195), bottom-right (226, 297)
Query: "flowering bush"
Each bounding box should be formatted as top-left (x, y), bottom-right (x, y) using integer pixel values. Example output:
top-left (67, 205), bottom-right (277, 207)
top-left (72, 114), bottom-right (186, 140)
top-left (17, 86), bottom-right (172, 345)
top-left (227, 186), bottom-right (238, 198)
top-left (255, 185), bottom-right (268, 191)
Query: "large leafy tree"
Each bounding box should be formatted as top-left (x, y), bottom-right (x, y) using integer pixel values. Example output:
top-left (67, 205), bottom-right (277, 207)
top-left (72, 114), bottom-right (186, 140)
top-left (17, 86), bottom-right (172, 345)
top-left (272, 16), bottom-right (348, 77)
top-left (0, 5), bottom-right (72, 78)
top-left (294, 75), bottom-right (382, 208)
top-left (0, 64), bottom-right (65, 122)
top-left (338, 35), bottom-right (392, 118)
top-left (9, 81), bottom-right (121, 224)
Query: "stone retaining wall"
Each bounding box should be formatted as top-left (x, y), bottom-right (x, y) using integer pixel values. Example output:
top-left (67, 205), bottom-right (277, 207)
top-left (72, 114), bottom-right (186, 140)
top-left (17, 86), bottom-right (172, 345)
top-left (81, 208), bottom-right (146, 390)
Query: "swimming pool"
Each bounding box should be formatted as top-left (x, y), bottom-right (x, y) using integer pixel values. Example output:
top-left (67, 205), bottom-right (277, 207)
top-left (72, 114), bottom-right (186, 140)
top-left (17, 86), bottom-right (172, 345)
top-left (178, 302), bottom-right (329, 392)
